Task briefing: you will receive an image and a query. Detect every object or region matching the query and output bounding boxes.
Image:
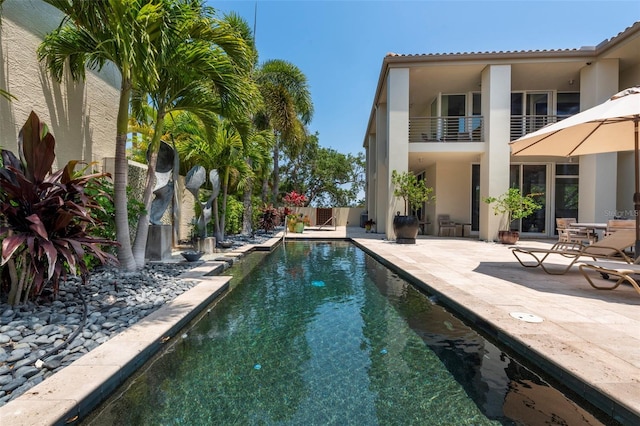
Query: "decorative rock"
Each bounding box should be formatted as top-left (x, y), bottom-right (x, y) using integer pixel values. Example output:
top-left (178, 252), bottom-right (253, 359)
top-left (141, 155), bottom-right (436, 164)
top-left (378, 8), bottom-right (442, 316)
top-left (14, 366), bottom-right (40, 379)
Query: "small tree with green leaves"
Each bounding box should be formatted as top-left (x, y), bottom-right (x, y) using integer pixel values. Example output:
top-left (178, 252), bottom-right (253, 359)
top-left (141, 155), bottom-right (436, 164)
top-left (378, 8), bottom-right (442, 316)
top-left (391, 170), bottom-right (435, 215)
top-left (483, 188), bottom-right (543, 231)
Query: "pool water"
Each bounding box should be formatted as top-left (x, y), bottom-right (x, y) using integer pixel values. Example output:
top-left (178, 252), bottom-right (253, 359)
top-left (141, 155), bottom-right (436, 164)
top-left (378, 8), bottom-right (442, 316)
top-left (84, 241), bottom-right (606, 425)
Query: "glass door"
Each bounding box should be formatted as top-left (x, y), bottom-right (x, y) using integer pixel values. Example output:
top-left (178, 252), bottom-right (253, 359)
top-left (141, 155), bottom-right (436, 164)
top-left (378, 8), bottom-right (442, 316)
top-left (509, 164), bottom-right (547, 233)
top-left (441, 94), bottom-right (466, 140)
top-left (554, 164), bottom-right (579, 234)
top-left (526, 92), bottom-right (550, 132)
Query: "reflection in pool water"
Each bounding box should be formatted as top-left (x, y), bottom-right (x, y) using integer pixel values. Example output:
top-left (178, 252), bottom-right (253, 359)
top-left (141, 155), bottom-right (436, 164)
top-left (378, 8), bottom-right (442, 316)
top-left (84, 241), bottom-right (605, 425)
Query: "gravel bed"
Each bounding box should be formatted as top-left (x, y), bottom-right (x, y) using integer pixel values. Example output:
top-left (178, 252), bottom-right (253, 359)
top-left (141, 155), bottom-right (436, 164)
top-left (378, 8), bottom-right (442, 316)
top-left (0, 233), bottom-right (273, 407)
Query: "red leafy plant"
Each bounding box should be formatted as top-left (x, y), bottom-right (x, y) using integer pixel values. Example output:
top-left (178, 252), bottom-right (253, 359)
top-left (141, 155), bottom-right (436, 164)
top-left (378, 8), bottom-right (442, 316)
top-left (0, 111), bottom-right (118, 305)
top-left (282, 190), bottom-right (308, 226)
top-left (283, 190), bottom-right (307, 207)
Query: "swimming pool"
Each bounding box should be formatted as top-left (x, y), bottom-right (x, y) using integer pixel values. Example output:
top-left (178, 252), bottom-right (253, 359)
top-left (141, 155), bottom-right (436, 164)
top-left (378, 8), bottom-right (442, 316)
top-left (84, 241), bottom-right (606, 425)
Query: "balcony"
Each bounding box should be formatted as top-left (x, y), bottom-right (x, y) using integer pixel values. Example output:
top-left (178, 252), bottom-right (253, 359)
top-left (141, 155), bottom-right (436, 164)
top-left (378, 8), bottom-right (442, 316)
top-left (409, 116), bottom-right (484, 143)
top-left (510, 115), bottom-right (568, 141)
top-left (409, 115), bottom-right (570, 143)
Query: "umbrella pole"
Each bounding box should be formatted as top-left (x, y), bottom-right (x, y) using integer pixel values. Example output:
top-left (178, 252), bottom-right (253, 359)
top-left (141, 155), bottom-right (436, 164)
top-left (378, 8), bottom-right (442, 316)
top-left (635, 117), bottom-right (640, 259)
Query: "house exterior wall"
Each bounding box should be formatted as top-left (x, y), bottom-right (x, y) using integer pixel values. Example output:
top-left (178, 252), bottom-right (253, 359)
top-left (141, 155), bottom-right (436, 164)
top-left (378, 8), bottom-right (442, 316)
top-left (0, 0), bottom-right (119, 172)
top-left (578, 59), bottom-right (619, 222)
top-left (434, 161), bottom-right (471, 229)
top-left (363, 22), bottom-right (640, 241)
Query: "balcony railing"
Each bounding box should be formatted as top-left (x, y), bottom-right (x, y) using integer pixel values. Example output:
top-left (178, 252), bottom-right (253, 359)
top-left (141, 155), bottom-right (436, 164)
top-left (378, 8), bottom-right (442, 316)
top-left (409, 115), bottom-right (571, 143)
top-left (510, 115), bottom-right (568, 141)
top-left (409, 116), bottom-right (484, 143)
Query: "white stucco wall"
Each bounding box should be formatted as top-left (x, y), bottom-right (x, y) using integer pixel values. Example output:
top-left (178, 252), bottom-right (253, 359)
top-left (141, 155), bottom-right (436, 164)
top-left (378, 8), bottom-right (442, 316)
top-left (386, 68), bottom-right (410, 239)
top-left (578, 59), bottom-right (619, 222)
top-left (0, 0), bottom-right (120, 172)
top-left (479, 65), bottom-right (512, 241)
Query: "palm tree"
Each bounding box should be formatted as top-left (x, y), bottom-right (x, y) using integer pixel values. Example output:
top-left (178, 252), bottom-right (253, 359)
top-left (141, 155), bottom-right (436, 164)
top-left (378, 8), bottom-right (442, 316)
top-left (241, 129), bottom-right (274, 234)
top-left (38, 0), bottom-right (175, 271)
top-left (172, 112), bottom-right (249, 243)
top-left (254, 59), bottom-right (313, 203)
top-left (128, 1), bottom-right (257, 267)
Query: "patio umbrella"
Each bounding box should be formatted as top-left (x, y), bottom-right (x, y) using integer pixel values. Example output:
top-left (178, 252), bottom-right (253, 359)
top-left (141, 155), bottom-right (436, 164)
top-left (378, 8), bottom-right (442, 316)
top-left (509, 86), bottom-right (640, 256)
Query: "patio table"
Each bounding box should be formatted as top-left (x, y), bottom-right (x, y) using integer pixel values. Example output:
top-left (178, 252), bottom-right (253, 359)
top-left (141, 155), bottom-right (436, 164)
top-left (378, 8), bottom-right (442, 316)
top-left (572, 222), bottom-right (608, 242)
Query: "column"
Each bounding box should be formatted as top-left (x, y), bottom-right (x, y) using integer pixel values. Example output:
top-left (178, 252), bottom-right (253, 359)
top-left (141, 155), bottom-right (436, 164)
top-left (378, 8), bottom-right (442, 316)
top-left (579, 59), bottom-right (619, 222)
top-left (479, 65), bottom-right (512, 241)
top-left (385, 68), bottom-right (410, 240)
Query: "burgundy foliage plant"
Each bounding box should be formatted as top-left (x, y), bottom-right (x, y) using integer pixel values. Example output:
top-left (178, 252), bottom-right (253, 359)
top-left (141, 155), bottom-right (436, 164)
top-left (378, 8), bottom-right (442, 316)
top-left (0, 111), bottom-right (118, 305)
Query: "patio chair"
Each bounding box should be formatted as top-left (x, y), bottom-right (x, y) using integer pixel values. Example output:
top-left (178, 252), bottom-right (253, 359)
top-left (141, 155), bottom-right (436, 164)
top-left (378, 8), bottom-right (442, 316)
top-left (578, 257), bottom-right (640, 296)
top-left (556, 218), bottom-right (596, 244)
top-left (438, 214), bottom-right (457, 237)
top-left (511, 229), bottom-right (635, 275)
top-left (604, 219), bottom-right (635, 237)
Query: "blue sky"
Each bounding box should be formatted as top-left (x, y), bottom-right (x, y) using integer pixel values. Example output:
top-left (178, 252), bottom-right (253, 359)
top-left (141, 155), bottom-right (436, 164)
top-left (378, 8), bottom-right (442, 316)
top-left (210, 1), bottom-right (639, 158)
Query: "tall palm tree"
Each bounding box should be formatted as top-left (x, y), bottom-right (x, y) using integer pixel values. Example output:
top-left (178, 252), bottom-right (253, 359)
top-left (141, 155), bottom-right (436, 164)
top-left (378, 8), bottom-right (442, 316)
top-left (129, 1), bottom-right (257, 267)
top-left (255, 59), bottom-right (313, 203)
top-left (38, 0), bottom-right (174, 271)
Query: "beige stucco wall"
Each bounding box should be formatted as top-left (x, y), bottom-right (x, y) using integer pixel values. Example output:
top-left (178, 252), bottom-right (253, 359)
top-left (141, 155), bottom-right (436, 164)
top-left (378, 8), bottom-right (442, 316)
top-left (433, 161), bottom-right (472, 234)
top-left (297, 207), bottom-right (365, 227)
top-left (0, 0), bottom-right (119, 172)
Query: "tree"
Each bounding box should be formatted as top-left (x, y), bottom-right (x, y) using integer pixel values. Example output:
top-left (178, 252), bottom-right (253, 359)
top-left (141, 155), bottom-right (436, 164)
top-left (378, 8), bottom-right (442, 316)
top-left (254, 59), bottom-right (313, 204)
top-left (281, 133), bottom-right (365, 207)
top-left (240, 128), bottom-right (274, 235)
top-left (38, 0), bottom-right (175, 271)
top-left (171, 112), bottom-right (250, 243)
top-left (128, 1), bottom-right (257, 267)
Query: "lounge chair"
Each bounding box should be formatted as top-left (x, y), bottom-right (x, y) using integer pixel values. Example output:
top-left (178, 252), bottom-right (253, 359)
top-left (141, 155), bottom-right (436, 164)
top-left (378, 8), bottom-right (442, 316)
top-left (511, 229), bottom-right (635, 275)
top-left (578, 258), bottom-right (640, 296)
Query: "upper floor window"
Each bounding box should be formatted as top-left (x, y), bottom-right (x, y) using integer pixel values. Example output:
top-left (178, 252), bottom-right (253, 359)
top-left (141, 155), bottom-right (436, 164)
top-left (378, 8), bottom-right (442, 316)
top-left (557, 92), bottom-right (580, 117)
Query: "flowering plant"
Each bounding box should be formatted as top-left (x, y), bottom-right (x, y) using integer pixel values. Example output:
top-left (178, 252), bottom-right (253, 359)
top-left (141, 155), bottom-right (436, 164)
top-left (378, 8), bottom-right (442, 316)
top-left (283, 190), bottom-right (307, 207)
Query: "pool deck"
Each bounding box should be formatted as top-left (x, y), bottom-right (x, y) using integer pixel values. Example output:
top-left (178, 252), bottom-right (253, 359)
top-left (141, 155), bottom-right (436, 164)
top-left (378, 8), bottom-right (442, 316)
top-left (1, 227), bottom-right (639, 425)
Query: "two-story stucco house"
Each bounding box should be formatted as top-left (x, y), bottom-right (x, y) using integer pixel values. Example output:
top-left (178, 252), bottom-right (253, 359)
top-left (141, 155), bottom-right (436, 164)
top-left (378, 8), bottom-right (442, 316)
top-left (363, 22), bottom-right (640, 242)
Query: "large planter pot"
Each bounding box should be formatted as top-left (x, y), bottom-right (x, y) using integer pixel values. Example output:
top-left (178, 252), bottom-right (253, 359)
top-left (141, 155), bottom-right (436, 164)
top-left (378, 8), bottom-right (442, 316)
top-left (294, 222), bottom-right (305, 233)
top-left (498, 230), bottom-right (519, 244)
top-left (393, 215), bottom-right (419, 244)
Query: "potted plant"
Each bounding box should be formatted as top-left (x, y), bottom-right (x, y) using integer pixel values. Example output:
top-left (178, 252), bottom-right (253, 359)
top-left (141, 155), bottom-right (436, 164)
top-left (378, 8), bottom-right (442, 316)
top-left (364, 219), bottom-right (376, 233)
top-left (283, 190), bottom-right (308, 233)
top-left (391, 170), bottom-right (435, 244)
top-left (483, 187), bottom-right (543, 244)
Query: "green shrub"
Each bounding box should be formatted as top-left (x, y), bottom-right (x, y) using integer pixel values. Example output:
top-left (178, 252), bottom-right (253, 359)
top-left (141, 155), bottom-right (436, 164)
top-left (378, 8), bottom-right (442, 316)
top-left (223, 197), bottom-right (243, 235)
top-left (84, 175), bottom-right (146, 269)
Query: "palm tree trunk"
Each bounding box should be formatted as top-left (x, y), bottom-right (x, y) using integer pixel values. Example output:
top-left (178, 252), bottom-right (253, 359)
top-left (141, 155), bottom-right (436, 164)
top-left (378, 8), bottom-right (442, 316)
top-left (272, 140), bottom-right (280, 203)
top-left (242, 158), bottom-right (253, 235)
top-left (132, 113), bottom-right (166, 268)
top-left (131, 148), bottom-right (157, 268)
top-left (114, 84), bottom-right (137, 271)
top-left (213, 198), bottom-right (222, 243)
